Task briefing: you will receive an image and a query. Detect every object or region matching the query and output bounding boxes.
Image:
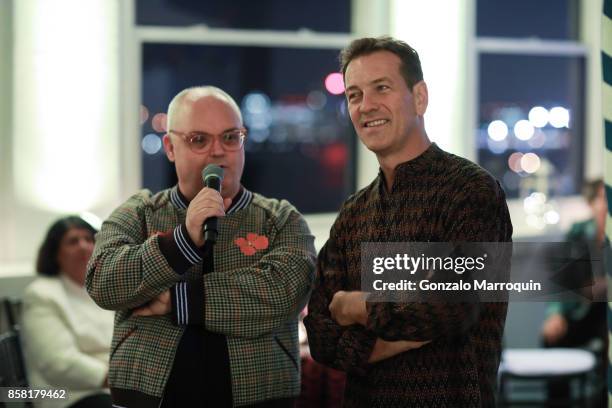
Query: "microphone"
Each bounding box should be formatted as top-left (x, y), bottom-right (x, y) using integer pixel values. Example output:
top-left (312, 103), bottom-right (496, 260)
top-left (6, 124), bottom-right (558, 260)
top-left (201, 164), bottom-right (224, 243)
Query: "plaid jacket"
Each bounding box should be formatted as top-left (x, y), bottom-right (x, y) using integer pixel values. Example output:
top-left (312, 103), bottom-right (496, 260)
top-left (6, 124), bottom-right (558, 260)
top-left (86, 186), bottom-right (316, 407)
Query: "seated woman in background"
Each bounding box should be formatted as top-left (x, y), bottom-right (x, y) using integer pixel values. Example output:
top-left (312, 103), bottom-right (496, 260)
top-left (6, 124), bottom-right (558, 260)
top-left (541, 178), bottom-right (607, 348)
top-left (540, 178), bottom-right (608, 404)
top-left (22, 216), bottom-right (114, 408)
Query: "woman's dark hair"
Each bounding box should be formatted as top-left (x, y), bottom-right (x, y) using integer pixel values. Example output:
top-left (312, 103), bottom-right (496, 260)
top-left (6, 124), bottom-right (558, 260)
top-left (36, 216), bottom-right (97, 276)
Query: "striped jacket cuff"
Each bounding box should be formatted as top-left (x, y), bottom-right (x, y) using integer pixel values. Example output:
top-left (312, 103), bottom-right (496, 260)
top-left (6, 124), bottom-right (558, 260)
top-left (157, 224), bottom-right (204, 274)
top-left (171, 279), bottom-right (204, 326)
top-left (172, 282), bottom-right (189, 325)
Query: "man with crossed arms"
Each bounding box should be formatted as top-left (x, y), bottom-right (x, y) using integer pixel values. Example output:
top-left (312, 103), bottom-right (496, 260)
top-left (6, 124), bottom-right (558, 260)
top-left (304, 37), bottom-right (512, 407)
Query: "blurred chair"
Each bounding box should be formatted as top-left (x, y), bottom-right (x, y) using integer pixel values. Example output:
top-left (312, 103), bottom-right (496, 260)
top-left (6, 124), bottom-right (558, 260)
top-left (0, 298), bottom-right (33, 408)
top-left (498, 348), bottom-right (598, 407)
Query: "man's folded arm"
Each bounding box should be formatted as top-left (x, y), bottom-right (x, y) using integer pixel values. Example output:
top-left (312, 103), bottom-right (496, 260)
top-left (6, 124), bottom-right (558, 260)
top-left (303, 239), bottom-right (378, 375)
top-left (365, 177), bottom-right (512, 341)
top-left (365, 301), bottom-right (482, 341)
top-left (86, 192), bottom-right (183, 310)
top-left (170, 207), bottom-right (317, 339)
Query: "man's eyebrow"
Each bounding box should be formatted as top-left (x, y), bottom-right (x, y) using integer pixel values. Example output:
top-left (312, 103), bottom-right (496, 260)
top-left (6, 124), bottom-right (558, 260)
top-left (345, 77), bottom-right (393, 93)
top-left (191, 127), bottom-right (241, 134)
top-left (371, 77), bottom-right (392, 84)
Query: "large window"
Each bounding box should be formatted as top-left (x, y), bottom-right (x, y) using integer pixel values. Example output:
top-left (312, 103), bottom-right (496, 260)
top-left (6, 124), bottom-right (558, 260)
top-left (477, 54), bottom-right (585, 199)
top-left (135, 0), bottom-right (354, 214)
top-left (475, 0), bottom-right (586, 230)
top-left (140, 44), bottom-right (355, 213)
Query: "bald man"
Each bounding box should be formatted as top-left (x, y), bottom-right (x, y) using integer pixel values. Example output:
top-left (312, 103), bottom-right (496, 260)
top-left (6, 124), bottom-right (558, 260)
top-left (87, 86), bottom-right (316, 408)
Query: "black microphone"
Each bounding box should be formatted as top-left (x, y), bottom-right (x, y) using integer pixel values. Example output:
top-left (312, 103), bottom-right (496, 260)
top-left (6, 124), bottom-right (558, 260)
top-left (201, 164), bottom-right (224, 243)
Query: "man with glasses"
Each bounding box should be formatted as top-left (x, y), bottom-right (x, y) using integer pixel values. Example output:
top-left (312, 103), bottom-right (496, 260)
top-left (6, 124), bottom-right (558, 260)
top-left (87, 86), bottom-right (316, 408)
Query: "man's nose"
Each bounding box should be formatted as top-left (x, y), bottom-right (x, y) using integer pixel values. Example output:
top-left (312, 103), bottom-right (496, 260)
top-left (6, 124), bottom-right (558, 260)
top-left (359, 93), bottom-right (378, 113)
top-left (209, 136), bottom-right (225, 156)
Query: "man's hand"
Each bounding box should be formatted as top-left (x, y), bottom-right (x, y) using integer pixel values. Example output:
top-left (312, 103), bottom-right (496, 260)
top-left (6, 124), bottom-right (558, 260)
top-left (132, 290), bottom-right (171, 317)
top-left (186, 187), bottom-right (232, 247)
top-left (541, 313), bottom-right (568, 344)
top-left (329, 291), bottom-right (368, 326)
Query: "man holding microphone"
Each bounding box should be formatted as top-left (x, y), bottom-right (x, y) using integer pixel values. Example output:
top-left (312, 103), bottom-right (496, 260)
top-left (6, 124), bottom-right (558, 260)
top-left (87, 86), bottom-right (315, 407)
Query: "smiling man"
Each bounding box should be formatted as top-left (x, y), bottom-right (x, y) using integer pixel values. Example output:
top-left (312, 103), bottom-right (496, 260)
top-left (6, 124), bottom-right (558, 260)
top-left (304, 37), bottom-right (513, 406)
top-left (87, 86), bottom-right (315, 408)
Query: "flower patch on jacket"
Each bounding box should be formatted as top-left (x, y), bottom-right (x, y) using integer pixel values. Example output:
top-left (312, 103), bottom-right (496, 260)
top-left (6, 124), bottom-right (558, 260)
top-left (235, 233), bottom-right (269, 256)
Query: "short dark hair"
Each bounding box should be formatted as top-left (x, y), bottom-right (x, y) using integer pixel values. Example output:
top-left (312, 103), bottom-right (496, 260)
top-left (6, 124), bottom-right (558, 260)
top-left (36, 216), bottom-right (97, 277)
top-left (339, 36), bottom-right (424, 90)
top-left (582, 178), bottom-right (604, 204)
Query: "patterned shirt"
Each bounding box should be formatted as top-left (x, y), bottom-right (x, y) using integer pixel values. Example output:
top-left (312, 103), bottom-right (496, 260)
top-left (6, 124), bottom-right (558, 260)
top-left (304, 143), bottom-right (513, 407)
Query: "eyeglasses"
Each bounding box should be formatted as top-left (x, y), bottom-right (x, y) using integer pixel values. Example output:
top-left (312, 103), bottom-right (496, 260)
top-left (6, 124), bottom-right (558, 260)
top-left (169, 128), bottom-right (247, 154)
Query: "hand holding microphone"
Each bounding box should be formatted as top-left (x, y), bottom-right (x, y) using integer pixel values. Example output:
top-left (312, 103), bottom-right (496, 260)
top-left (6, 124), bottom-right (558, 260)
top-left (185, 164), bottom-right (232, 247)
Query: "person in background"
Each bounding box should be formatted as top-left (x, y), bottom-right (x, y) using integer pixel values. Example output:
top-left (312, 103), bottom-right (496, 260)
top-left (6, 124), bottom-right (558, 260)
top-left (541, 178), bottom-right (608, 404)
top-left (22, 216), bottom-right (114, 408)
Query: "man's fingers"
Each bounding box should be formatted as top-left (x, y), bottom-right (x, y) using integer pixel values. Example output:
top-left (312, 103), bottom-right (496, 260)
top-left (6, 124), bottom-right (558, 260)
top-left (132, 304), bottom-right (166, 317)
top-left (194, 188), bottom-right (224, 205)
top-left (132, 291), bottom-right (170, 317)
top-left (195, 201), bottom-right (226, 217)
top-left (196, 201), bottom-right (226, 214)
top-left (132, 307), bottom-right (152, 317)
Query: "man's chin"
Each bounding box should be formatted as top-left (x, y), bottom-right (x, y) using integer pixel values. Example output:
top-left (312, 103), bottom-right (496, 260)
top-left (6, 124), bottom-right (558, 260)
top-left (359, 133), bottom-right (386, 150)
top-left (363, 141), bottom-right (387, 154)
top-left (222, 179), bottom-right (241, 198)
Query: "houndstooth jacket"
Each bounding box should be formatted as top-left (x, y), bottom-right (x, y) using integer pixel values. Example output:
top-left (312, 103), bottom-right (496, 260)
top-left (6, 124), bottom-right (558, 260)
top-left (86, 186), bottom-right (316, 407)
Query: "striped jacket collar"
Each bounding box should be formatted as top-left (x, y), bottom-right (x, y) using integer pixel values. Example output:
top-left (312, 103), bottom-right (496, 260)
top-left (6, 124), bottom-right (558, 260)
top-left (170, 185), bottom-right (253, 214)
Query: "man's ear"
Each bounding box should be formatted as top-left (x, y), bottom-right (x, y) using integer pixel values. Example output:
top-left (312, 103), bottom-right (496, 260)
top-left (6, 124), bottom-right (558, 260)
top-left (413, 81), bottom-right (428, 116)
top-left (162, 134), bottom-right (175, 162)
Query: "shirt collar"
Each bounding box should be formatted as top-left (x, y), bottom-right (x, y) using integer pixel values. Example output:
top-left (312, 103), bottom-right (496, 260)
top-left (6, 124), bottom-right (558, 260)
top-left (170, 185), bottom-right (252, 214)
top-left (377, 142), bottom-right (442, 194)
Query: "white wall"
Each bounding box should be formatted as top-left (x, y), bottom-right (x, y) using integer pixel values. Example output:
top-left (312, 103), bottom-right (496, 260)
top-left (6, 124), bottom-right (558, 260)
top-left (1, 0), bottom-right (123, 277)
top-left (0, 0), bottom-right (14, 275)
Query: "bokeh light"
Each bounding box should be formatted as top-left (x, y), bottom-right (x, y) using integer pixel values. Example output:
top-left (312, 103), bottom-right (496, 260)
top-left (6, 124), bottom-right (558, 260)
top-left (514, 119), bottom-right (535, 141)
top-left (544, 210), bottom-right (560, 224)
top-left (528, 130), bottom-right (546, 148)
top-left (152, 113), bottom-right (167, 133)
top-left (142, 133), bottom-right (162, 155)
top-left (325, 72), bottom-right (345, 95)
top-left (508, 152), bottom-right (524, 173)
top-left (487, 120), bottom-right (508, 141)
top-left (244, 92), bottom-right (271, 114)
top-left (487, 137), bottom-right (508, 154)
top-left (520, 153), bottom-right (541, 174)
top-left (528, 106), bottom-right (548, 128)
top-left (140, 105), bottom-right (149, 125)
top-left (306, 90), bottom-right (327, 110)
top-left (549, 106), bottom-right (569, 128)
